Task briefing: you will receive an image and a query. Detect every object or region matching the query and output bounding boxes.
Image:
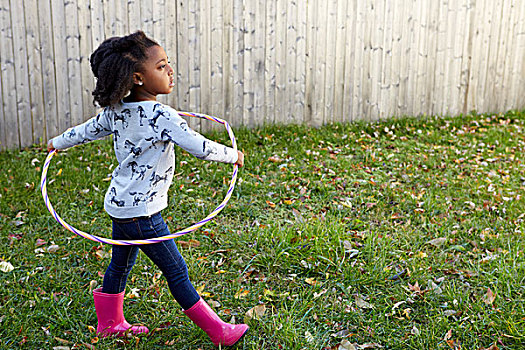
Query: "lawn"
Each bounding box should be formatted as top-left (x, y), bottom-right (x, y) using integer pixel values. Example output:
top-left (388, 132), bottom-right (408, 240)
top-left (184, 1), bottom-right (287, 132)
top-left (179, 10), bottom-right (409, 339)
top-left (0, 110), bottom-right (524, 349)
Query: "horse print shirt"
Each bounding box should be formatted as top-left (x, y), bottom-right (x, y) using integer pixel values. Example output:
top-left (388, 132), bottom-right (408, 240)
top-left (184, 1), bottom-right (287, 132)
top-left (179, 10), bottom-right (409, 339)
top-left (52, 101), bottom-right (238, 218)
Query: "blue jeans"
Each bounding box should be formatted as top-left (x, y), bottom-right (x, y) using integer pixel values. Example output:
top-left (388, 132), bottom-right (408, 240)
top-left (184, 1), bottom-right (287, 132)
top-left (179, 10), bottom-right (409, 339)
top-left (102, 212), bottom-right (200, 310)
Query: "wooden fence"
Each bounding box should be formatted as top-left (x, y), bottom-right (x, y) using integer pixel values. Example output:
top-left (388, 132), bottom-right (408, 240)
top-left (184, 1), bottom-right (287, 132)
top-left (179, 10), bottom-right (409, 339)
top-left (1, 0), bottom-right (524, 150)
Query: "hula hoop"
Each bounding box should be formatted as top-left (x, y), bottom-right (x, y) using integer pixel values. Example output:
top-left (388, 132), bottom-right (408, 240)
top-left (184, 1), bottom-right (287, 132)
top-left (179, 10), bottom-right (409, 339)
top-left (40, 111), bottom-right (238, 246)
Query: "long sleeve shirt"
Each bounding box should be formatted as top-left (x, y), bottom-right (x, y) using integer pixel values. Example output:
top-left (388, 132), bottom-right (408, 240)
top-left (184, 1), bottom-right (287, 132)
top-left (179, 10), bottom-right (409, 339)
top-left (52, 101), bottom-right (238, 218)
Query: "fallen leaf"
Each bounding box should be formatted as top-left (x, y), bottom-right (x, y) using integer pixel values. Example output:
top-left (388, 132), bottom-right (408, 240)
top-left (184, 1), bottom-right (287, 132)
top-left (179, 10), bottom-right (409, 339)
top-left (54, 337), bottom-right (72, 345)
top-left (245, 304), bottom-right (266, 322)
top-left (208, 299), bottom-right (221, 308)
top-left (47, 245), bottom-right (60, 253)
top-left (94, 248), bottom-right (109, 259)
top-left (89, 280), bottom-right (98, 292)
top-left (482, 287), bottom-right (496, 305)
top-left (339, 339), bottom-right (357, 350)
top-left (355, 295), bottom-right (374, 309)
top-left (427, 280), bottom-right (443, 295)
top-left (427, 237), bottom-right (447, 247)
top-left (176, 239), bottom-right (201, 248)
top-left (305, 277), bottom-right (317, 286)
top-left (0, 261), bottom-right (14, 273)
top-left (36, 239), bottom-right (47, 247)
top-left (126, 288), bottom-right (140, 298)
top-left (305, 330), bottom-right (314, 343)
top-left (313, 289), bottom-right (328, 299)
top-left (266, 200), bottom-right (276, 208)
top-left (234, 288), bottom-right (249, 299)
top-left (479, 344), bottom-right (499, 350)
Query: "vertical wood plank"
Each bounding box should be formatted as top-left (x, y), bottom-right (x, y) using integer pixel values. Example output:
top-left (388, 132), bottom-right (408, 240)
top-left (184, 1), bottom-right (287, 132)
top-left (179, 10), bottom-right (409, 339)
top-left (380, 0), bottom-right (394, 120)
top-left (396, 0), bottom-right (413, 117)
top-left (0, 1), bottom-right (17, 149)
top-left (264, 0), bottom-right (277, 125)
top-left (176, 0), bottom-right (190, 112)
top-left (77, 1), bottom-right (95, 120)
top-left (323, 0), bottom-right (337, 123)
top-left (465, 0), bottom-right (486, 113)
top-left (38, 0), bottom-right (59, 141)
top-left (24, 0), bottom-right (45, 144)
top-left (333, 0), bottom-right (347, 124)
top-left (304, 0), bottom-right (316, 125)
top-left (153, 0), bottom-right (168, 105)
top-left (253, 0), bottom-right (265, 126)
top-left (368, 0), bottom-right (384, 120)
top-left (65, 0), bottom-right (84, 126)
top-left (312, 0), bottom-right (327, 125)
top-left (199, 0), bottom-right (211, 131)
top-left (142, 0), bottom-right (154, 36)
top-left (480, 0), bottom-right (500, 113)
top-left (389, 0), bottom-right (403, 118)
top-left (506, 0), bottom-right (524, 109)
top-left (351, 0), bottom-right (365, 121)
top-left (51, 0), bottom-right (71, 132)
top-left (90, 0), bottom-right (105, 49)
top-left (165, 0), bottom-right (178, 108)
top-left (210, 0), bottom-right (224, 125)
top-left (361, 1), bottom-right (374, 120)
top-left (230, 0), bottom-right (244, 127)
top-left (343, 0), bottom-right (357, 122)
top-left (459, 0), bottom-right (474, 115)
top-left (284, 0), bottom-right (296, 124)
top-left (513, 0), bottom-right (525, 109)
top-left (128, 0), bottom-right (142, 33)
top-left (242, 0), bottom-right (255, 127)
top-left (444, 0), bottom-right (461, 116)
top-left (432, 0), bottom-right (447, 116)
top-left (424, 0), bottom-right (439, 117)
top-left (188, 0), bottom-right (201, 129)
top-left (222, 0), bottom-right (233, 120)
top-left (273, 0), bottom-right (287, 125)
top-left (294, 0), bottom-right (306, 125)
top-left (485, 0), bottom-right (506, 112)
top-left (11, 0), bottom-right (32, 146)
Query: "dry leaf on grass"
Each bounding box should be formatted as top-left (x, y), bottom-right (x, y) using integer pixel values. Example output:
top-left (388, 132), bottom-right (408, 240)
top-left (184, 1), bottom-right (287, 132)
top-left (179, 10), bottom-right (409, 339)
top-left (482, 287), bottom-right (496, 305)
top-left (245, 304), bottom-right (266, 322)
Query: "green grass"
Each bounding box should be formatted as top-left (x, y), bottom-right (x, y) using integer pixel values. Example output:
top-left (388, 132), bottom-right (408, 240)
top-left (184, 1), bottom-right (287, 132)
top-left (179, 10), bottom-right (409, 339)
top-left (1, 110), bottom-right (524, 349)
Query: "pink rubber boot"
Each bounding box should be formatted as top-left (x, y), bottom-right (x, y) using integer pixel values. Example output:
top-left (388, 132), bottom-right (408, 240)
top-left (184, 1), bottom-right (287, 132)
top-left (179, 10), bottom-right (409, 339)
top-left (183, 298), bottom-right (249, 346)
top-left (92, 288), bottom-right (149, 337)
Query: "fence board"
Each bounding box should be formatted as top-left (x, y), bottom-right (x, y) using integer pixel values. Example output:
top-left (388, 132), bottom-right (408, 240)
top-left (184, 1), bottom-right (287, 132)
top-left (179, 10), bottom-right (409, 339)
top-left (210, 0), bottom-right (224, 127)
top-left (24, 0), bottom-right (45, 144)
top-left (1, 0), bottom-right (525, 149)
top-left (1, 0), bottom-right (19, 149)
top-left (11, 0), bottom-right (32, 146)
top-left (65, 0), bottom-right (84, 126)
top-left (78, 1), bottom-right (94, 121)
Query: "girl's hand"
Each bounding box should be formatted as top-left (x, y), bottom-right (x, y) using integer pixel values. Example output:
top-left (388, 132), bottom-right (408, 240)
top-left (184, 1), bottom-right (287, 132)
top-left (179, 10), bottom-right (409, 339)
top-left (47, 140), bottom-right (56, 153)
top-left (235, 151), bottom-right (244, 167)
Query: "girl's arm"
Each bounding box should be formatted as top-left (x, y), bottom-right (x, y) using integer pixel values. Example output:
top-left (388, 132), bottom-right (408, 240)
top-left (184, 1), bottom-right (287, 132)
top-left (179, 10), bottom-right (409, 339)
top-left (50, 109), bottom-right (113, 150)
top-left (158, 111), bottom-right (240, 164)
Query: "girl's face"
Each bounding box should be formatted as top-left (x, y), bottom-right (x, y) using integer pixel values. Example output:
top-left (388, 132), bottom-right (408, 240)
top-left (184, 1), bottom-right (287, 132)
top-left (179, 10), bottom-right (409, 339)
top-left (134, 45), bottom-right (174, 100)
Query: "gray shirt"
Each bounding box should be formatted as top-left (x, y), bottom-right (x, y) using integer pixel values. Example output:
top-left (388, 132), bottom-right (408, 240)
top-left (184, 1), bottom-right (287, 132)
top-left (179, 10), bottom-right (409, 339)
top-left (52, 101), bottom-right (238, 218)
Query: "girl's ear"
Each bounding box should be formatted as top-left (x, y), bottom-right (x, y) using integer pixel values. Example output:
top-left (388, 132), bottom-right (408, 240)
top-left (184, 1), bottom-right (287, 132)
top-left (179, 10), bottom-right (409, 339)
top-left (133, 73), bottom-right (144, 86)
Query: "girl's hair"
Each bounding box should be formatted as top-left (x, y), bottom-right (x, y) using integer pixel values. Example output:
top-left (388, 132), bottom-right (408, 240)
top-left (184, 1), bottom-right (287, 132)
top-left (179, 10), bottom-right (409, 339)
top-left (90, 31), bottom-right (158, 107)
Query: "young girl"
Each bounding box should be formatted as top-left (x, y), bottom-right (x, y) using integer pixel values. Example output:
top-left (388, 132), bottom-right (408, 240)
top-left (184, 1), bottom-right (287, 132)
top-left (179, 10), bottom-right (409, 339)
top-left (47, 31), bottom-right (248, 347)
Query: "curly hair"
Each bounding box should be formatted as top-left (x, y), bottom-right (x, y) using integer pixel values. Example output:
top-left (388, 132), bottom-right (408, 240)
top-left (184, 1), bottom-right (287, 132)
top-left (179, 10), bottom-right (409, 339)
top-left (90, 31), bottom-right (158, 107)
